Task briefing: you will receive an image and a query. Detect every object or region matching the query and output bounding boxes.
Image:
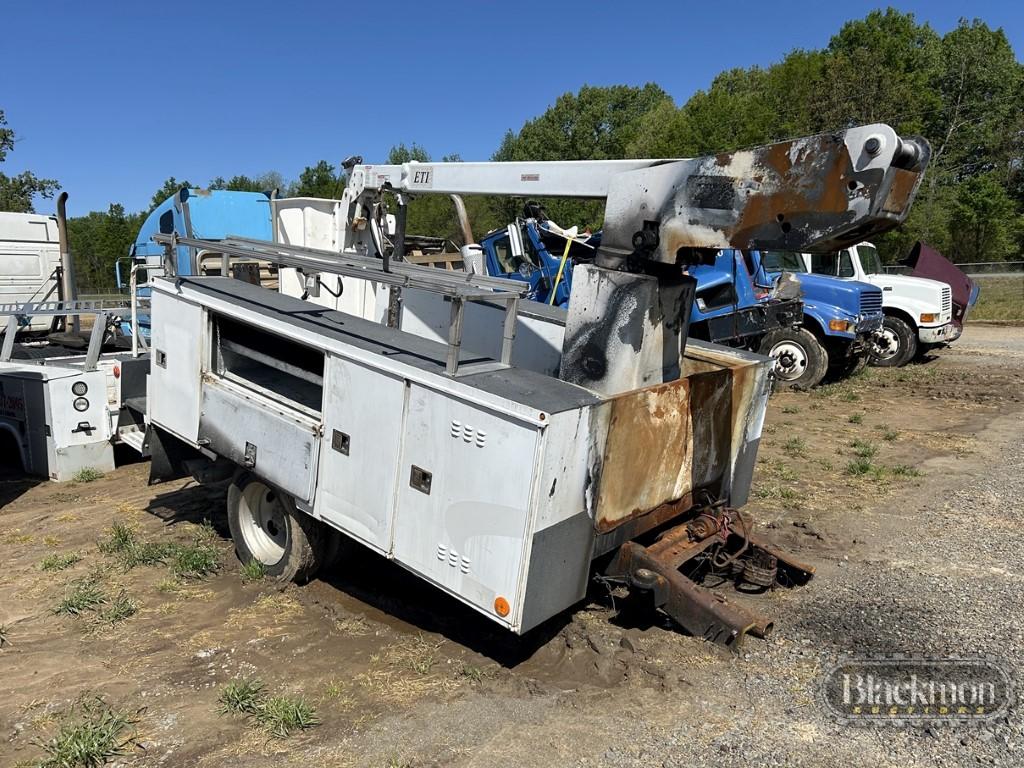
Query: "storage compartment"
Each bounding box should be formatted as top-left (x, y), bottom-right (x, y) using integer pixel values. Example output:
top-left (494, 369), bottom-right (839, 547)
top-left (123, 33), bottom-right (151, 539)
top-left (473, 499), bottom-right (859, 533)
top-left (211, 313), bottom-right (324, 414)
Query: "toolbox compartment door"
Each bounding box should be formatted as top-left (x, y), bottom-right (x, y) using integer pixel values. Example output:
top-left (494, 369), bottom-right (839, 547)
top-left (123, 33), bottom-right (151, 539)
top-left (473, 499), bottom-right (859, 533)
top-left (198, 378), bottom-right (320, 503)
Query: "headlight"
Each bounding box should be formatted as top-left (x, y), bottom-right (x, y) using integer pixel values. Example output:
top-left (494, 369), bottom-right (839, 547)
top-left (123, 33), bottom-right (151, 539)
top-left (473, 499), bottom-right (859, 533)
top-left (72, 381), bottom-right (88, 396)
top-left (73, 397), bottom-right (89, 412)
top-left (828, 319), bottom-right (853, 332)
top-left (920, 313), bottom-right (937, 323)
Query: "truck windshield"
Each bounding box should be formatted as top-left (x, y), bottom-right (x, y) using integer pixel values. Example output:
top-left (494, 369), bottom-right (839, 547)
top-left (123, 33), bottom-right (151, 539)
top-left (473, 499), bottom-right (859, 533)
top-left (859, 244), bottom-right (884, 275)
top-left (760, 251), bottom-right (808, 273)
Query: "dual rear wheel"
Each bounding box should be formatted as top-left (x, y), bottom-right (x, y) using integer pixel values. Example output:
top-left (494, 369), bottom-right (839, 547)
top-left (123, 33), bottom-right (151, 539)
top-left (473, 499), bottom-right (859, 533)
top-left (226, 472), bottom-right (332, 583)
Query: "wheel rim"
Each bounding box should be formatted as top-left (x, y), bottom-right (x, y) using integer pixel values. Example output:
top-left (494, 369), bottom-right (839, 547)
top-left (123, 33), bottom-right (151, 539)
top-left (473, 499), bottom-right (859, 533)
top-left (768, 339), bottom-right (808, 380)
top-left (872, 327), bottom-right (900, 360)
top-left (238, 481), bottom-right (288, 564)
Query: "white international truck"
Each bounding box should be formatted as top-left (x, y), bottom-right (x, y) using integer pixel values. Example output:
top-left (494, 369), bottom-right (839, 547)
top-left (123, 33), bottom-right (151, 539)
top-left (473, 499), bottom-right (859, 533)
top-left (804, 241), bottom-right (954, 367)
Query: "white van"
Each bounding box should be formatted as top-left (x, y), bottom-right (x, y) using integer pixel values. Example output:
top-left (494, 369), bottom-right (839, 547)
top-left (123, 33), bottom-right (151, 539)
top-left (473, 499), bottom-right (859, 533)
top-left (0, 212), bottom-right (62, 335)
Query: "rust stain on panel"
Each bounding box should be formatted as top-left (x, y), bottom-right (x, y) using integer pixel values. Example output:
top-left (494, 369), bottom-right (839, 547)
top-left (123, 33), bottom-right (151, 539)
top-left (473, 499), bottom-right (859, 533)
top-left (594, 379), bottom-right (694, 533)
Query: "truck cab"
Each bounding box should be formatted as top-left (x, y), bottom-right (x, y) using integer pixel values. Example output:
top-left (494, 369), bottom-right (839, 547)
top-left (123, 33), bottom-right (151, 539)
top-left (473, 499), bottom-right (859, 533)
top-left (479, 217), bottom-right (594, 308)
top-left (0, 212), bottom-right (62, 336)
top-left (804, 242), bottom-right (954, 367)
top-left (747, 249), bottom-right (883, 377)
top-left (122, 188), bottom-right (274, 337)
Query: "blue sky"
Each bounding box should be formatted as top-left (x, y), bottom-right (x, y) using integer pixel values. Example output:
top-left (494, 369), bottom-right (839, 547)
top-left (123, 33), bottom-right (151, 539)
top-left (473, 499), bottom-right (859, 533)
top-left (2, 1), bottom-right (1020, 216)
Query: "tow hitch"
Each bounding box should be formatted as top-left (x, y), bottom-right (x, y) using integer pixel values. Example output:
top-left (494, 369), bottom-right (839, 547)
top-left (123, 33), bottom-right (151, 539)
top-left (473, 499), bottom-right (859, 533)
top-left (603, 504), bottom-right (814, 649)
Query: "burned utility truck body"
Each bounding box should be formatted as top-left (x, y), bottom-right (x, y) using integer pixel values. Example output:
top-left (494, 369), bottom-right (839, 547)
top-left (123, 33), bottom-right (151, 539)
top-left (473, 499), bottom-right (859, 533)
top-left (148, 124), bottom-right (929, 647)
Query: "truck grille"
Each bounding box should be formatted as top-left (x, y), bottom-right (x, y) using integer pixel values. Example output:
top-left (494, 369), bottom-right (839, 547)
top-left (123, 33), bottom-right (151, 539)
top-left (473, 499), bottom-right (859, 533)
top-left (941, 286), bottom-right (952, 313)
top-left (860, 290), bottom-right (883, 315)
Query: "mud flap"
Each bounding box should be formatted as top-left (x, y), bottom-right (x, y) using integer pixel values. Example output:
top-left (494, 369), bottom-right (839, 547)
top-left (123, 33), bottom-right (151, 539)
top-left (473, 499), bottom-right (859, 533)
top-left (148, 426), bottom-right (234, 486)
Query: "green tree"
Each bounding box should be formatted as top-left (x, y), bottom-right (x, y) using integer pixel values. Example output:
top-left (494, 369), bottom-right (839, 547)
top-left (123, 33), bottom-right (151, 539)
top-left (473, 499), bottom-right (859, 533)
top-left (493, 84), bottom-right (671, 228)
top-left (948, 172), bottom-right (1017, 261)
top-left (148, 177), bottom-right (192, 213)
top-left (289, 161), bottom-right (344, 198)
top-left (0, 110), bottom-right (59, 212)
top-left (66, 204), bottom-right (145, 293)
top-left (209, 171), bottom-right (285, 193)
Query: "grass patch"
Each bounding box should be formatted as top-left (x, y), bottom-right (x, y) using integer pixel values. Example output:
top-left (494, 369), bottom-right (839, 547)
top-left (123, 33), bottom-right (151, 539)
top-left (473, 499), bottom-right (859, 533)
top-left (40, 552), bottom-right (82, 572)
top-left (255, 695), bottom-right (320, 738)
top-left (35, 698), bottom-right (139, 768)
top-left (841, 390), bottom-right (860, 402)
top-left (240, 559), bottom-right (266, 583)
top-left (845, 457), bottom-right (874, 476)
top-left (782, 437), bottom-right (807, 458)
top-left (851, 439), bottom-right (878, 459)
top-left (218, 678), bottom-right (265, 716)
top-left (55, 576), bottom-right (107, 616)
top-left (217, 678), bottom-right (319, 739)
top-left (883, 428), bottom-right (899, 442)
top-left (891, 464), bottom-right (921, 478)
top-left (171, 541), bottom-right (220, 580)
top-left (848, 413), bottom-right (863, 424)
top-left (72, 467), bottom-right (104, 483)
top-left (781, 405), bottom-right (800, 414)
top-left (99, 523), bottom-right (175, 570)
top-left (969, 276), bottom-right (1024, 321)
top-left (97, 591), bottom-right (138, 626)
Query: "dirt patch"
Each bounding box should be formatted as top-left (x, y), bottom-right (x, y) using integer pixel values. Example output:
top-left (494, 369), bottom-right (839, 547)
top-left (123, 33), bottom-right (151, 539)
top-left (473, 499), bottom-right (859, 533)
top-left (1, 324), bottom-right (1021, 767)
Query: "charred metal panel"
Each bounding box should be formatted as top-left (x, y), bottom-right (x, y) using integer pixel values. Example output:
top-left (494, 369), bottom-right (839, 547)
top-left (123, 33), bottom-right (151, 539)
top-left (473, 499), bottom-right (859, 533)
top-left (559, 265), bottom-right (695, 396)
top-left (601, 124), bottom-right (930, 264)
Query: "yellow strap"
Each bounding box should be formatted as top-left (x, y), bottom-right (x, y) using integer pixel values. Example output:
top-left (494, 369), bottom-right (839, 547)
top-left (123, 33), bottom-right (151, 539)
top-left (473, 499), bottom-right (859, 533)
top-left (549, 235), bottom-right (573, 305)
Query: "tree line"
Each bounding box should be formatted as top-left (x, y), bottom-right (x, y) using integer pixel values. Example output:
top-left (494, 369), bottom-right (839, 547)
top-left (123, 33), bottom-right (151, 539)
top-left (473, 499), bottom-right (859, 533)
top-left (2, 9), bottom-right (1020, 293)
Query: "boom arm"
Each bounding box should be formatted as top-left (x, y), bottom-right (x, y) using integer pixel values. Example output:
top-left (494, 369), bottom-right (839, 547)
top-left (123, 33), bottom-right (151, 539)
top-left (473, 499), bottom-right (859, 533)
top-left (343, 124), bottom-right (929, 268)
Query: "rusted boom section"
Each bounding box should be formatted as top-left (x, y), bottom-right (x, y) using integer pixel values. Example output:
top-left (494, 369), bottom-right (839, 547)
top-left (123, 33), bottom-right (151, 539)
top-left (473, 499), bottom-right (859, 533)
top-left (604, 506), bottom-right (815, 649)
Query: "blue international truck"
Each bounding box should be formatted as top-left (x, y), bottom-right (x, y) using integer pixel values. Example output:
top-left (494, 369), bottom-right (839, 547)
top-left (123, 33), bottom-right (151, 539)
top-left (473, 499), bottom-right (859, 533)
top-left (119, 188), bottom-right (273, 337)
top-left (480, 214), bottom-right (885, 389)
top-left (746, 249), bottom-right (885, 381)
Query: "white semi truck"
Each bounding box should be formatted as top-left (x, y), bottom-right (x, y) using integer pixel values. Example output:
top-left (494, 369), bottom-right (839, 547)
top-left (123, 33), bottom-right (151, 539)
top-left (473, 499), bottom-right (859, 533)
top-left (0, 210), bottom-right (62, 336)
top-left (804, 241), bottom-right (954, 367)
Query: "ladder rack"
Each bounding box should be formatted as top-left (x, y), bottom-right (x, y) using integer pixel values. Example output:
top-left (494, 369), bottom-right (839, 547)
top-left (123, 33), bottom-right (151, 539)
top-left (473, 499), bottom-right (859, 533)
top-left (151, 233), bottom-right (526, 377)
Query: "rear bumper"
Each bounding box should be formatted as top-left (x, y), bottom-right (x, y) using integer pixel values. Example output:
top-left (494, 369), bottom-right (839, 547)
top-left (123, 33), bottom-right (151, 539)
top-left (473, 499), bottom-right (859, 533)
top-left (919, 322), bottom-right (955, 344)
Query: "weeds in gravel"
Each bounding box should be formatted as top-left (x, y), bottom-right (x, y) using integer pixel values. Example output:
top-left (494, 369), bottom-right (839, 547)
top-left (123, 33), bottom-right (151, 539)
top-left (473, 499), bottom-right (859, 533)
top-left (218, 678), bottom-right (265, 715)
top-left (171, 541), bottom-right (220, 580)
top-left (848, 413), bottom-right (863, 424)
top-left (34, 698), bottom-right (139, 768)
top-left (841, 390), bottom-right (860, 402)
top-left (783, 437), bottom-right (807, 458)
top-left (55, 576), bottom-right (107, 616)
top-left (781, 405), bottom-right (800, 414)
top-left (256, 695), bottom-right (319, 738)
top-left (240, 559), bottom-right (266, 583)
top-left (217, 678), bottom-right (318, 738)
top-left (845, 457), bottom-right (874, 476)
top-left (40, 552), bottom-right (82, 572)
top-left (891, 464), bottom-right (921, 478)
top-left (99, 523), bottom-right (174, 570)
top-left (883, 428), bottom-right (900, 442)
top-left (851, 439), bottom-right (878, 459)
top-left (459, 665), bottom-right (483, 683)
top-left (97, 592), bottom-right (138, 626)
top-left (72, 467), bottom-right (105, 483)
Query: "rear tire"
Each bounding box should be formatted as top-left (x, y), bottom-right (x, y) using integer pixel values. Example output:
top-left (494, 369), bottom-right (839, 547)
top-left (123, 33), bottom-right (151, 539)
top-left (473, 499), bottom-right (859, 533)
top-left (868, 316), bottom-right (917, 368)
top-left (227, 472), bottom-right (325, 583)
top-left (759, 327), bottom-right (829, 391)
